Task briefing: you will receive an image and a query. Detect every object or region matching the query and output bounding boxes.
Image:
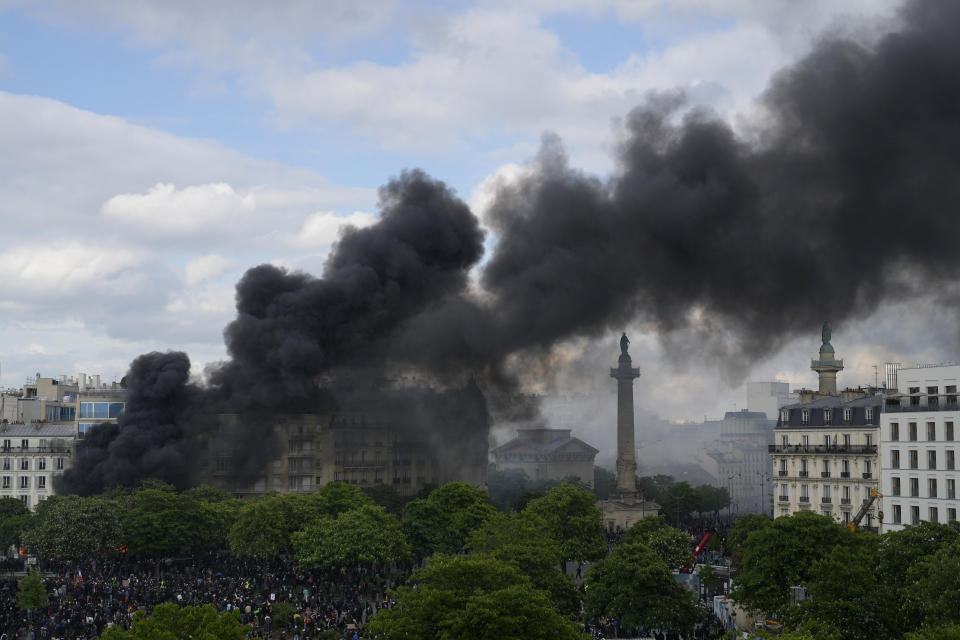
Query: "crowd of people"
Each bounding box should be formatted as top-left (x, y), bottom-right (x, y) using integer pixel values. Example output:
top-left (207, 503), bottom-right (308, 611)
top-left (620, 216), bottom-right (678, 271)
top-left (1, 520), bottom-right (738, 640)
top-left (1, 553), bottom-right (402, 639)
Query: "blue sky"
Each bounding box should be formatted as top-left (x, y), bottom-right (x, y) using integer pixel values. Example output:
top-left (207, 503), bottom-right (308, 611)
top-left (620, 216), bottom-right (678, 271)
top-left (0, 0), bottom-right (905, 423)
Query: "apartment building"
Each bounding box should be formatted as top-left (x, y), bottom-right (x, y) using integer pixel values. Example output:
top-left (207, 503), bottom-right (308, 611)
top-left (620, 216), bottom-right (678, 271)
top-left (880, 364), bottom-right (960, 531)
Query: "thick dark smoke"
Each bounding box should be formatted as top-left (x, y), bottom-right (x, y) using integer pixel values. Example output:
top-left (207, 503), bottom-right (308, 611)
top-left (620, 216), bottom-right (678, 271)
top-left (58, 352), bottom-right (201, 494)
top-left (59, 0), bottom-right (960, 494)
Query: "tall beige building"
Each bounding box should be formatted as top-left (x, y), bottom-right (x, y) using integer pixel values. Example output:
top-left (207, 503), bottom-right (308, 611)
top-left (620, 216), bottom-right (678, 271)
top-left (770, 324), bottom-right (881, 527)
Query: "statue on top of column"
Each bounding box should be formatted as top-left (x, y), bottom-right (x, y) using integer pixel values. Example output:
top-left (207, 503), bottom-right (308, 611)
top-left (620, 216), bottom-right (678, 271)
top-left (620, 332), bottom-right (630, 356)
top-left (822, 321), bottom-right (831, 345)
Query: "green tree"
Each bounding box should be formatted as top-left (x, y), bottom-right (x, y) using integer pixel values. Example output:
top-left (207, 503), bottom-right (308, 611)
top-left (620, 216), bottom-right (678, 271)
top-left (466, 511), bottom-right (579, 615)
top-left (693, 484), bottom-right (730, 517)
top-left (784, 538), bottom-right (898, 640)
top-left (731, 511), bottom-right (854, 617)
top-left (0, 496), bottom-right (31, 552)
top-left (660, 481), bottom-right (697, 525)
top-left (99, 603), bottom-right (246, 640)
top-left (227, 497), bottom-right (289, 561)
top-left (636, 474), bottom-right (675, 503)
top-left (23, 495), bottom-right (125, 560)
top-left (523, 483), bottom-right (606, 564)
top-left (311, 481), bottom-right (374, 517)
top-left (292, 504), bottom-right (409, 569)
top-left (726, 513), bottom-right (772, 567)
top-left (623, 516), bottom-right (693, 570)
top-left (906, 626), bottom-right (960, 640)
top-left (124, 488), bottom-right (210, 556)
top-left (402, 498), bottom-right (450, 559)
top-left (402, 482), bottom-right (496, 558)
top-left (17, 569), bottom-right (49, 612)
top-left (901, 539), bottom-right (960, 631)
top-left (366, 554), bottom-right (584, 640)
top-left (585, 541), bottom-right (700, 635)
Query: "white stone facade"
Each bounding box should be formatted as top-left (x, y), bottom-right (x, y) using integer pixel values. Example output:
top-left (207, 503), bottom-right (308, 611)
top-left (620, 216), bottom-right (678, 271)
top-left (772, 404), bottom-right (881, 528)
top-left (880, 364), bottom-right (960, 532)
top-left (0, 424), bottom-right (73, 510)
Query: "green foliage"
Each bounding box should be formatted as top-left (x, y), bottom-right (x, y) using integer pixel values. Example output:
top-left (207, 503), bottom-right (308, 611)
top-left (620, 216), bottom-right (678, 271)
top-left (17, 569), bottom-right (49, 612)
top-left (23, 494), bottom-right (125, 560)
top-left (784, 537), bottom-right (897, 640)
top-left (636, 474), bottom-right (677, 502)
top-left (593, 466), bottom-right (616, 500)
top-left (906, 626), bottom-right (960, 640)
top-left (184, 484), bottom-right (236, 503)
top-left (698, 564), bottom-right (723, 594)
top-left (293, 504), bottom-right (409, 569)
top-left (402, 498), bottom-right (450, 559)
top-left (660, 481), bottom-right (698, 523)
top-left (124, 489), bottom-right (210, 556)
top-left (584, 541), bottom-right (700, 634)
top-left (367, 554), bottom-right (584, 640)
top-left (523, 483), bottom-right (606, 563)
top-left (731, 511), bottom-right (853, 617)
top-left (0, 495), bottom-right (29, 519)
top-left (402, 482), bottom-right (495, 558)
top-left (311, 481), bottom-right (374, 517)
top-left (270, 601), bottom-right (296, 625)
top-left (877, 521), bottom-right (959, 588)
top-left (227, 497), bottom-right (289, 560)
top-left (622, 516), bottom-right (693, 569)
top-left (99, 603), bottom-right (246, 640)
top-left (726, 513), bottom-right (772, 567)
top-left (466, 512), bottom-right (579, 616)
top-left (0, 497), bottom-right (32, 552)
top-left (901, 539), bottom-right (960, 630)
top-left (693, 484), bottom-right (731, 515)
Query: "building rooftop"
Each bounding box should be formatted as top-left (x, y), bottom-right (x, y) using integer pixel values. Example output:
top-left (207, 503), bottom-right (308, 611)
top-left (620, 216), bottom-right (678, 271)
top-left (0, 423), bottom-right (76, 437)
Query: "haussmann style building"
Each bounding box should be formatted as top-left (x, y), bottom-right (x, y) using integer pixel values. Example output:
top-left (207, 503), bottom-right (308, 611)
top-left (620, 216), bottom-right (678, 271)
top-left (770, 324), bottom-right (882, 529)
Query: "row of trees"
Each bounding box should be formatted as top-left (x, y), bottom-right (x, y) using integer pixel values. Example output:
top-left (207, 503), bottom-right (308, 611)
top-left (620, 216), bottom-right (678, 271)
top-left (728, 512), bottom-right (960, 639)
top-left (486, 466), bottom-right (731, 520)
top-left (5, 479), bottom-right (709, 639)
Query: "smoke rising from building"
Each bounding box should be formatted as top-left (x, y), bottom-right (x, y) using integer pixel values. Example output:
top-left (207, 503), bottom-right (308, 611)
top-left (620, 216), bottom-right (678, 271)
top-left (58, 0), bottom-right (960, 494)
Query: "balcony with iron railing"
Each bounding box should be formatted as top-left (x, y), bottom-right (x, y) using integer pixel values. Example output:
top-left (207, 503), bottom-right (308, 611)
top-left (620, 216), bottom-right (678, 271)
top-left (769, 444), bottom-right (877, 455)
top-left (0, 446), bottom-right (71, 455)
top-left (821, 497), bottom-right (832, 504)
top-left (885, 394), bottom-right (960, 412)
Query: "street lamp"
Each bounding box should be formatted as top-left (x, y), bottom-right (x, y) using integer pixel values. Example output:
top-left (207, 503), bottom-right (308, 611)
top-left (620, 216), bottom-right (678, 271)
top-left (756, 471), bottom-right (772, 516)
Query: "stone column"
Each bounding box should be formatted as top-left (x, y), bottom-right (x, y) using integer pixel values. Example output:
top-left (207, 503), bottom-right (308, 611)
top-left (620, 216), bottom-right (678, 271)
top-left (611, 349), bottom-right (641, 494)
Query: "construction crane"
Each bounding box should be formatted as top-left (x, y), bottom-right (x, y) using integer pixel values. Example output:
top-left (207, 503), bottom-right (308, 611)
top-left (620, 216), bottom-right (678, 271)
top-left (848, 488), bottom-right (883, 531)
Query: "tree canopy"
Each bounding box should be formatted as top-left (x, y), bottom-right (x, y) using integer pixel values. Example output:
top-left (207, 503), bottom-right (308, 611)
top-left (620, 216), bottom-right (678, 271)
top-left (584, 541), bottom-right (699, 635)
top-left (292, 504), bottom-right (409, 569)
top-left (99, 603), bottom-right (246, 640)
top-left (523, 483), bottom-right (606, 563)
top-left (367, 554), bottom-right (584, 640)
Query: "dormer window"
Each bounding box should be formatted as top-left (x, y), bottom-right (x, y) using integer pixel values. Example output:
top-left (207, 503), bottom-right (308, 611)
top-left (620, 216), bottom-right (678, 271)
top-left (801, 410), bottom-right (810, 425)
top-left (843, 408), bottom-right (853, 424)
top-left (824, 409), bottom-right (832, 425)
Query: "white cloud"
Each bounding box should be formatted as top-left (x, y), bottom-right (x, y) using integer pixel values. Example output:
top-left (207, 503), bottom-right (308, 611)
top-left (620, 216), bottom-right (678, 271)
top-left (102, 182), bottom-right (255, 235)
top-left (288, 210), bottom-right (378, 249)
top-left (0, 243), bottom-right (145, 297)
top-left (184, 254), bottom-right (234, 286)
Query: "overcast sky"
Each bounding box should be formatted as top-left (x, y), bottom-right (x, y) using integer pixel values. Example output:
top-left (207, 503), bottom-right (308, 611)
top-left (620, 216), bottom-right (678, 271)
top-left (3, 0), bottom-right (937, 424)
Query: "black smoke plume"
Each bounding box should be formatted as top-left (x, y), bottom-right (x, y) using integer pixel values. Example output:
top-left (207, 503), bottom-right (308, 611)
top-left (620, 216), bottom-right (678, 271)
top-left (59, 0), bottom-right (960, 494)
